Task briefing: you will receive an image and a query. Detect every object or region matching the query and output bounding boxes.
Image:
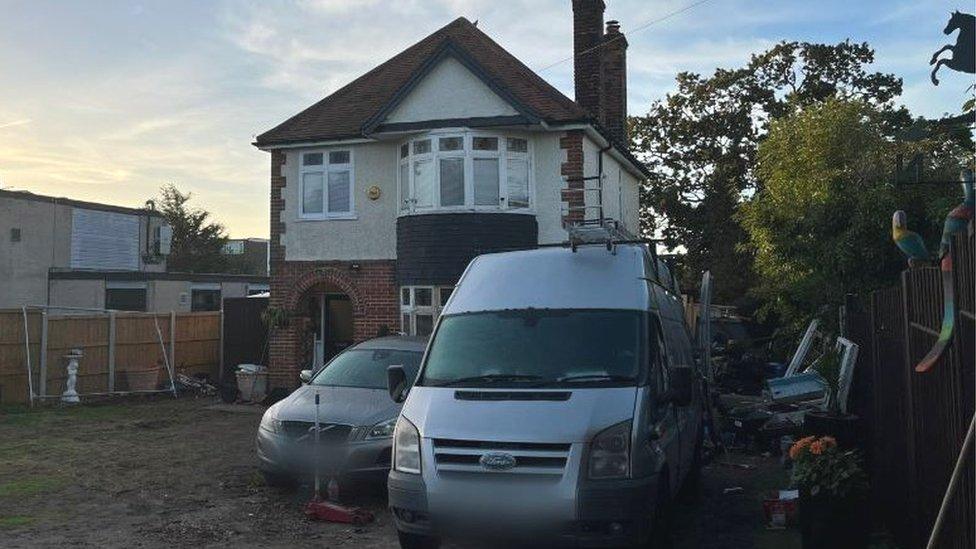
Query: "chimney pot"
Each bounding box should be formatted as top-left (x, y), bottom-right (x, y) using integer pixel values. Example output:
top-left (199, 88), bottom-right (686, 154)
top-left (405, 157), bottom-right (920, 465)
top-left (606, 20), bottom-right (620, 34)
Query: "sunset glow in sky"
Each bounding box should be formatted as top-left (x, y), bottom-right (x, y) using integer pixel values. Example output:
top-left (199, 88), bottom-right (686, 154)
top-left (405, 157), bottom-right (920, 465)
top-left (0, 0), bottom-right (970, 237)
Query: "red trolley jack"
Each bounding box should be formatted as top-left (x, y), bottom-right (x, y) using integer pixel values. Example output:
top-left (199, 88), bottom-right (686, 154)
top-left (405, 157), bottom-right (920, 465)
top-left (304, 392), bottom-right (375, 525)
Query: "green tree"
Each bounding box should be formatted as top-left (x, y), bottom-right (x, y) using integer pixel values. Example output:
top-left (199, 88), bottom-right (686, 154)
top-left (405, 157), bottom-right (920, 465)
top-left (739, 99), bottom-right (963, 335)
top-left (631, 41), bottom-right (909, 306)
top-left (153, 184), bottom-right (230, 273)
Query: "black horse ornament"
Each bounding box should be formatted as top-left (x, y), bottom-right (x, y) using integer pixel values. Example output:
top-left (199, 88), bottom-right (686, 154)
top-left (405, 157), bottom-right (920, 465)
top-left (930, 11), bottom-right (975, 85)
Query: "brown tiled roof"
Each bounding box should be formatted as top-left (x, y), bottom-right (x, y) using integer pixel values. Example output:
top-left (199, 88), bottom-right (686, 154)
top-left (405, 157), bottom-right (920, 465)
top-left (253, 17), bottom-right (589, 146)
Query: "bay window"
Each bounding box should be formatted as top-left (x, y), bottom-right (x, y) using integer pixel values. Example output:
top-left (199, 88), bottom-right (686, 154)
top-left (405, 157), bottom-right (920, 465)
top-left (300, 149), bottom-right (354, 218)
top-left (401, 286), bottom-right (454, 337)
top-left (398, 131), bottom-right (532, 213)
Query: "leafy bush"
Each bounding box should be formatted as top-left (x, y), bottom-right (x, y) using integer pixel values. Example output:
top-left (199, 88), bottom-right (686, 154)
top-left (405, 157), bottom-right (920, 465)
top-left (789, 435), bottom-right (867, 499)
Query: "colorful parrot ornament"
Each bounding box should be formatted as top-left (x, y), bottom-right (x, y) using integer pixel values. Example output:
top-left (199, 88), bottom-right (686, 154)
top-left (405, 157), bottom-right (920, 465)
top-left (915, 169), bottom-right (974, 373)
top-left (892, 210), bottom-right (932, 268)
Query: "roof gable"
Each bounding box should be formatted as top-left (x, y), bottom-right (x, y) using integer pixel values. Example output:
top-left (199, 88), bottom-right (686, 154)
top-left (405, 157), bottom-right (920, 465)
top-left (254, 17), bottom-right (587, 147)
top-left (371, 46), bottom-right (524, 128)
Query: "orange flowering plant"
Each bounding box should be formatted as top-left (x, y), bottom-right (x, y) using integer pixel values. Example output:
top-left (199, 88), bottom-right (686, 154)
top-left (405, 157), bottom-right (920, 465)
top-left (789, 435), bottom-right (867, 499)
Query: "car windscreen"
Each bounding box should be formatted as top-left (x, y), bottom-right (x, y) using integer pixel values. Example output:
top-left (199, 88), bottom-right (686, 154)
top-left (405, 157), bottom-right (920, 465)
top-left (419, 309), bottom-right (643, 388)
top-left (312, 349), bottom-right (423, 389)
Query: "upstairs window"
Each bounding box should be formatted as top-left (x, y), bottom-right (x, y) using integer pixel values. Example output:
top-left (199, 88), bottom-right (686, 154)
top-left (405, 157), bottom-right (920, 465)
top-left (300, 150), bottom-right (354, 218)
top-left (398, 131), bottom-right (532, 214)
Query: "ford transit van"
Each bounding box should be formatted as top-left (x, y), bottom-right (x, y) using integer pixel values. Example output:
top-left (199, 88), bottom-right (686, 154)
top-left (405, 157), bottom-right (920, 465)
top-left (386, 243), bottom-right (703, 548)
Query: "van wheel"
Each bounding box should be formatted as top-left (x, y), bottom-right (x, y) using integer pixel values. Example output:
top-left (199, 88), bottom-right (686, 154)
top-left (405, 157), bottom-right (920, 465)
top-left (682, 432), bottom-right (704, 495)
top-left (397, 530), bottom-right (440, 549)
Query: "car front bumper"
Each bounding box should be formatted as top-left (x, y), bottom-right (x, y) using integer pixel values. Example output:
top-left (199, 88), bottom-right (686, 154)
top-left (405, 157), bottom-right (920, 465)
top-left (256, 427), bottom-right (392, 479)
top-left (388, 470), bottom-right (661, 547)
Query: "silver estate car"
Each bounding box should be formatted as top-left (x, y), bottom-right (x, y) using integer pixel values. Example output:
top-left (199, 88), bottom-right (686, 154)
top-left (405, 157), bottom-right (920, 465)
top-left (256, 336), bottom-right (426, 486)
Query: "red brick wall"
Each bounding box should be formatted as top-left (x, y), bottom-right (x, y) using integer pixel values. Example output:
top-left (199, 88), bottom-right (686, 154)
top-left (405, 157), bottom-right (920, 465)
top-left (266, 151), bottom-right (398, 389)
top-left (560, 130), bottom-right (585, 226)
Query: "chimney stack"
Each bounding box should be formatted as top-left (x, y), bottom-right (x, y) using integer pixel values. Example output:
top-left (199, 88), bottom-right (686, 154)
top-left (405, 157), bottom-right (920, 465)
top-left (601, 19), bottom-right (628, 143)
top-left (572, 0), bottom-right (605, 122)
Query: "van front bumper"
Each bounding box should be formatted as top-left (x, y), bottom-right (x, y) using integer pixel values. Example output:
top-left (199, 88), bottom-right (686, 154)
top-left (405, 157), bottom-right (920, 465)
top-left (388, 471), bottom-right (660, 547)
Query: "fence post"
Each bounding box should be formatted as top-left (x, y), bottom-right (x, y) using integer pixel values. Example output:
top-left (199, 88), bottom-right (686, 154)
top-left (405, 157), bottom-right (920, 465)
top-left (108, 311), bottom-right (116, 392)
top-left (169, 311), bottom-right (176, 379)
top-left (219, 307), bottom-right (225, 384)
top-left (39, 310), bottom-right (48, 398)
top-left (900, 269), bottom-right (923, 546)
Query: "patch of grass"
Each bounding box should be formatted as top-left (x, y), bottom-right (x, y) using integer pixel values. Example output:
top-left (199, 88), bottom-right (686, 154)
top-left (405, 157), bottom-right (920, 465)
top-left (0, 477), bottom-right (64, 498)
top-left (0, 515), bottom-right (34, 528)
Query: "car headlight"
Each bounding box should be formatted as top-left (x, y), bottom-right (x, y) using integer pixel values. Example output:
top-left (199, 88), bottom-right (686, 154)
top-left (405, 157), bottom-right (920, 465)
top-left (259, 409), bottom-right (283, 434)
top-left (393, 417), bottom-right (421, 475)
top-left (366, 417), bottom-right (398, 439)
top-left (588, 420), bottom-right (631, 479)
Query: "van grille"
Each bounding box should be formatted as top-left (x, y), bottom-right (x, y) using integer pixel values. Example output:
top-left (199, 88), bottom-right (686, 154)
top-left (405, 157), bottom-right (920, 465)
top-left (432, 438), bottom-right (571, 476)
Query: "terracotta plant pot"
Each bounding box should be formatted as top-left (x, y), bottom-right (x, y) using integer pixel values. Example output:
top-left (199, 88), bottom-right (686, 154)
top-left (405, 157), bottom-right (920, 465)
top-left (799, 491), bottom-right (869, 549)
top-left (124, 368), bottom-right (160, 392)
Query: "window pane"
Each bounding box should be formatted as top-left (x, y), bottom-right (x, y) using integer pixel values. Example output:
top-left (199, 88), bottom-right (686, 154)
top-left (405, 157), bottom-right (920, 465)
top-left (416, 314), bottom-right (434, 337)
top-left (327, 171), bottom-right (351, 213)
top-left (401, 287), bottom-right (411, 306)
top-left (439, 287), bottom-right (453, 306)
top-left (439, 157), bottom-right (464, 207)
top-left (303, 153), bottom-right (323, 166)
top-left (439, 137), bottom-right (462, 151)
top-left (105, 288), bottom-right (147, 312)
top-left (415, 288), bottom-right (432, 307)
top-left (507, 138), bottom-right (528, 153)
top-left (506, 158), bottom-right (530, 208)
top-left (413, 139), bottom-right (431, 155)
top-left (472, 137), bottom-right (498, 151)
top-left (402, 314), bottom-right (412, 335)
top-left (400, 143), bottom-right (409, 159)
top-left (413, 159), bottom-right (434, 208)
top-left (329, 151), bottom-right (350, 165)
top-left (473, 158), bottom-right (499, 206)
top-left (302, 172), bottom-right (324, 214)
top-left (399, 162), bottom-right (409, 211)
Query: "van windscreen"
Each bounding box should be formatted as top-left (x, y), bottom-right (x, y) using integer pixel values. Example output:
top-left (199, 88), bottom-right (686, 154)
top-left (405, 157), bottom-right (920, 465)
top-left (420, 309), bottom-right (643, 388)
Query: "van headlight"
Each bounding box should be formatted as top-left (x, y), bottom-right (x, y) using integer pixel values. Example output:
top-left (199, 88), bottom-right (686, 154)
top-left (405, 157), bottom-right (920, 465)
top-left (393, 417), bottom-right (421, 474)
top-left (366, 417), bottom-right (397, 439)
top-left (588, 420), bottom-right (631, 479)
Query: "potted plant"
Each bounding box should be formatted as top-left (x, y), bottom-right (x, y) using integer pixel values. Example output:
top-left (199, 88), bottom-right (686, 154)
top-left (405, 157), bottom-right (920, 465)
top-left (789, 435), bottom-right (869, 548)
top-left (804, 345), bottom-right (860, 447)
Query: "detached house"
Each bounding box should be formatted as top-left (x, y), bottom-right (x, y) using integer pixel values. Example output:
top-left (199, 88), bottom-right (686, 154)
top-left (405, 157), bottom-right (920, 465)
top-left (255, 0), bottom-right (649, 388)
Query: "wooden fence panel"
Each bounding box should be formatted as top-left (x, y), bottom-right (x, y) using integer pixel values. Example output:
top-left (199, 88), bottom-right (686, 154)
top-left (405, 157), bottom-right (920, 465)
top-left (854, 229), bottom-right (975, 549)
top-left (0, 310), bottom-right (221, 405)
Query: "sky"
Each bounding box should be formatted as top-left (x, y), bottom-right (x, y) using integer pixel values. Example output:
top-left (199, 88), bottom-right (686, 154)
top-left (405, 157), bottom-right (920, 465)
top-left (0, 0), bottom-right (972, 238)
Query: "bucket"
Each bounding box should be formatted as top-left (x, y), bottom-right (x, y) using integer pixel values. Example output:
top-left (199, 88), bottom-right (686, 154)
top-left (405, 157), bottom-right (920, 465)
top-left (236, 369), bottom-right (268, 402)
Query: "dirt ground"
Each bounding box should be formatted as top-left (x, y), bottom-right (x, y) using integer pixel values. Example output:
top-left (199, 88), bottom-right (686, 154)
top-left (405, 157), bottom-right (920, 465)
top-left (0, 397), bottom-right (799, 548)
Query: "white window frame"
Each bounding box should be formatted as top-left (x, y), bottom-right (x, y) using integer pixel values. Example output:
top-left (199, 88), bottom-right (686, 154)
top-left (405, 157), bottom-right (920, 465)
top-left (299, 149), bottom-right (356, 219)
top-left (400, 286), bottom-right (454, 336)
top-left (397, 129), bottom-right (534, 215)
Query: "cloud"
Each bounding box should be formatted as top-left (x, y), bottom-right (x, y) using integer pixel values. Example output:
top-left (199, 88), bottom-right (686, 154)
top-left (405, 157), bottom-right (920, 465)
top-left (0, 118), bottom-right (31, 130)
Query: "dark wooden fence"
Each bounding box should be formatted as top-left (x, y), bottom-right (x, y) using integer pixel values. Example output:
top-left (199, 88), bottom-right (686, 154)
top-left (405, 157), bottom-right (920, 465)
top-left (221, 297), bottom-right (268, 382)
top-left (848, 230), bottom-right (974, 549)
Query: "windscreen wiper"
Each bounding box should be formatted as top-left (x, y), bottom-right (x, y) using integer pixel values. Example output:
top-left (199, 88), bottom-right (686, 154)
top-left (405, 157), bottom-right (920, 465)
top-left (550, 374), bottom-right (637, 384)
top-left (427, 374), bottom-right (544, 387)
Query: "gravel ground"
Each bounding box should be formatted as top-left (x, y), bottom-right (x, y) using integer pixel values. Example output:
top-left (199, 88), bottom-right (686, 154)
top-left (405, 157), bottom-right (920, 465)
top-left (0, 397), bottom-right (799, 548)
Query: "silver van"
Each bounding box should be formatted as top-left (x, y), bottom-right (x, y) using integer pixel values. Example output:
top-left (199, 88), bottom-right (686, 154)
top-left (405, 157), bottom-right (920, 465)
top-left (386, 243), bottom-right (704, 548)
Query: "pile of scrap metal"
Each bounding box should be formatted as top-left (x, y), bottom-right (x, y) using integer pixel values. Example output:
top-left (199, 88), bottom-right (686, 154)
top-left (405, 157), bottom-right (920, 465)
top-left (719, 320), bottom-right (859, 450)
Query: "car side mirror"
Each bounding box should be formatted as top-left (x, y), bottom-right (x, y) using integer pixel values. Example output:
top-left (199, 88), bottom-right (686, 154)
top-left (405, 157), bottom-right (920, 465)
top-left (668, 365), bottom-right (694, 407)
top-left (299, 369), bottom-right (313, 384)
top-left (387, 364), bottom-right (408, 403)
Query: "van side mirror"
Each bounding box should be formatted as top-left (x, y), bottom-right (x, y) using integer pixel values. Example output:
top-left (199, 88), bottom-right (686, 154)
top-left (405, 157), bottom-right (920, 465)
top-left (387, 364), bottom-right (408, 403)
top-left (667, 365), bottom-right (694, 407)
top-left (299, 369), bottom-right (313, 384)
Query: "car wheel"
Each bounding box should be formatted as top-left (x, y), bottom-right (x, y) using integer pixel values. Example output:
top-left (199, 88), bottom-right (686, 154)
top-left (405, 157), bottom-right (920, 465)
top-left (397, 530), bottom-right (441, 549)
top-left (648, 477), bottom-right (673, 549)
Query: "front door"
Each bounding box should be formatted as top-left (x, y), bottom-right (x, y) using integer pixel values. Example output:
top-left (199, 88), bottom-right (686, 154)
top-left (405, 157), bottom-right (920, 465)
top-left (323, 294), bottom-right (353, 360)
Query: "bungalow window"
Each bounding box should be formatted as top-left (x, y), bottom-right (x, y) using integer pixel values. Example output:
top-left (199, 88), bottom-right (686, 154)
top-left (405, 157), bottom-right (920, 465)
top-left (398, 131), bottom-right (532, 214)
top-left (300, 149), bottom-right (354, 218)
